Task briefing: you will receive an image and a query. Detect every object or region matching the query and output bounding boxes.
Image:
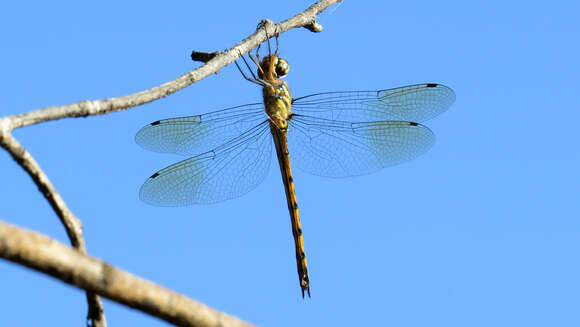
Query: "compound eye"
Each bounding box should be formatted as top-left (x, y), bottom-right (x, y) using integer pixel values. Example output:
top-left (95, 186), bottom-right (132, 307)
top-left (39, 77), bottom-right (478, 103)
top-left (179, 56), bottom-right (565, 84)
top-left (275, 58), bottom-right (290, 77)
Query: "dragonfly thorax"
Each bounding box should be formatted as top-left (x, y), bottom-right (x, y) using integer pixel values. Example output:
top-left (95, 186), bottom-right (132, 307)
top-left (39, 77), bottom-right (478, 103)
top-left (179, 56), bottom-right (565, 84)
top-left (259, 54), bottom-right (293, 131)
top-left (263, 81), bottom-right (292, 130)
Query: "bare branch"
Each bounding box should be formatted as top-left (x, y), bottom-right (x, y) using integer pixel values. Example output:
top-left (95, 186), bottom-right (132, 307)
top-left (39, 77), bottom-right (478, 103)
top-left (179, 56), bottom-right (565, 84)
top-left (0, 0), bottom-right (342, 132)
top-left (0, 0), bottom-right (342, 325)
top-left (0, 220), bottom-right (256, 327)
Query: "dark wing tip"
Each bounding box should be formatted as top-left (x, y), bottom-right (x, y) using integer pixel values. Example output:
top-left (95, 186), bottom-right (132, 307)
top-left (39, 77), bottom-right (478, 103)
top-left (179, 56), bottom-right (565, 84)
top-left (426, 83), bottom-right (438, 87)
top-left (150, 120), bottom-right (161, 126)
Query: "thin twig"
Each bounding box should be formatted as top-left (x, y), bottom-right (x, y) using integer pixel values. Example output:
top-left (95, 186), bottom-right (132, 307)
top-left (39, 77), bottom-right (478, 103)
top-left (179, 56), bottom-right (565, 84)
top-left (0, 220), bottom-right (255, 327)
top-left (191, 51), bottom-right (222, 63)
top-left (0, 0), bottom-right (341, 131)
top-left (0, 132), bottom-right (83, 246)
top-left (0, 129), bottom-right (107, 327)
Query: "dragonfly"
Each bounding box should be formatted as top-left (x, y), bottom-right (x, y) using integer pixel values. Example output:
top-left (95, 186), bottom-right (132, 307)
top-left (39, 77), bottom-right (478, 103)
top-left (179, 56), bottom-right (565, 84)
top-left (135, 37), bottom-right (455, 298)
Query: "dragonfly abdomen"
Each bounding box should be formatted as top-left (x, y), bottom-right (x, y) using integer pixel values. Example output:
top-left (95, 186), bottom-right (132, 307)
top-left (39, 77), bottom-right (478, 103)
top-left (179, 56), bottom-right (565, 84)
top-left (270, 122), bottom-right (310, 298)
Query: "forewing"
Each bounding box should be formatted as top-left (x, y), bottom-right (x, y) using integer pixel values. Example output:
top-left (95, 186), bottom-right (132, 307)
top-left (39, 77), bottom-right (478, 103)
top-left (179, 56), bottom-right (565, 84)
top-left (140, 121), bottom-right (272, 205)
top-left (135, 103), bottom-right (266, 156)
top-left (292, 83), bottom-right (455, 123)
top-left (288, 115), bottom-right (434, 178)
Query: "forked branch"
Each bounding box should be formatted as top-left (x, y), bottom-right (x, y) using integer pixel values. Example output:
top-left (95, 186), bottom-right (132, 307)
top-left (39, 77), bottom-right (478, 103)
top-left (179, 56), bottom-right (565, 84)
top-left (0, 0), bottom-right (342, 326)
top-left (0, 0), bottom-right (340, 131)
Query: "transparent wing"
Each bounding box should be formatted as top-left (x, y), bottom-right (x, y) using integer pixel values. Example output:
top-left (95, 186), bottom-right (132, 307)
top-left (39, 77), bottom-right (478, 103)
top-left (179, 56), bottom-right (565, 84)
top-left (288, 115), bottom-right (434, 178)
top-left (292, 83), bottom-right (455, 123)
top-left (135, 103), bottom-right (267, 156)
top-left (140, 121), bottom-right (272, 206)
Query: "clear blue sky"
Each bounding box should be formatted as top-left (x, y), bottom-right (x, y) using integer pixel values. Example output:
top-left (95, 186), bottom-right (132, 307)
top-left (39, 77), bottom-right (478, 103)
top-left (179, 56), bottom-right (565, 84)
top-left (2, 1), bottom-right (579, 326)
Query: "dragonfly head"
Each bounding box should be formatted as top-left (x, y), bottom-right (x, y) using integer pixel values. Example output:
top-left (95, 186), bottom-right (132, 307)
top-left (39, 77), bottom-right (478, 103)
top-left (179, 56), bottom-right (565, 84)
top-left (275, 58), bottom-right (290, 78)
top-left (258, 55), bottom-right (290, 80)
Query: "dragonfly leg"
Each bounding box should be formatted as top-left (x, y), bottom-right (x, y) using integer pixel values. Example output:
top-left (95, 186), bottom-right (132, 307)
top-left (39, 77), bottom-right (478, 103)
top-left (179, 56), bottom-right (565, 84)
top-left (256, 19), bottom-right (273, 56)
top-left (234, 50), bottom-right (269, 86)
top-left (273, 24), bottom-right (282, 56)
top-left (265, 25), bottom-right (272, 56)
top-left (238, 50), bottom-right (258, 78)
